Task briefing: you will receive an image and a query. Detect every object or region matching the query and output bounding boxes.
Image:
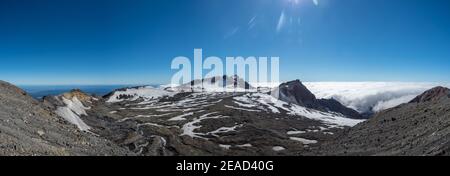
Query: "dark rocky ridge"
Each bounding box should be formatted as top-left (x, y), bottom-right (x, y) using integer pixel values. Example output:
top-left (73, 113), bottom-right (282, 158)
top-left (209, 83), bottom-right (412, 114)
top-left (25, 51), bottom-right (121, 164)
top-left (273, 80), bottom-right (317, 107)
top-left (43, 89), bottom-right (98, 109)
top-left (316, 98), bottom-right (362, 119)
top-left (272, 80), bottom-right (363, 119)
top-left (314, 86), bottom-right (450, 156)
top-left (0, 81), bottom-right (133, 156)
top-left (409, 86), bottom-right (450, 103)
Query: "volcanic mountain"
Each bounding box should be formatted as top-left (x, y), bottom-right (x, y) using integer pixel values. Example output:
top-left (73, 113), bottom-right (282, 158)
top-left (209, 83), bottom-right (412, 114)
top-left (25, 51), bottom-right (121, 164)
top-left (168, 75), bottom-right (254, 92)
top-left (38, 77), bottom-right (364, 156)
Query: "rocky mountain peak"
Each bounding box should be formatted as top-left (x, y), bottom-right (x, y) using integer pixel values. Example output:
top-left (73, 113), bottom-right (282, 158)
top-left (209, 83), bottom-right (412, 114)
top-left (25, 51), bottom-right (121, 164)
top-left (272, 80), bottom-right (363, 119)
top-left (62, 89), bottom-right (96, 104)
top-left (273, 79), bottom-right (317, 107)
top-left (171, 75), bottom-right (254, 92)
top-left (409, 86), bottom-right (450, 103)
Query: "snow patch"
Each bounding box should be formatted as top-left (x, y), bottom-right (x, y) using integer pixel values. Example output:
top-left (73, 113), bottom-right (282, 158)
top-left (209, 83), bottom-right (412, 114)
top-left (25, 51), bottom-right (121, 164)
top-left (272, 146), bottom-right (286, 151)
top-left (55, 97), bottom-right (91, 131)
top-left (225, 105), bottom-right (261, 112)
top-left (287, 131), bottom-right (306, 135)
top-left (289, 137), bottom-right (318, 144)
top-left (181, 112), bottom-right (228, 139)
top-left (168, 112), bottom-right (193, 121)
top-left (233, 101), bottom-right (257, 108)
top-left (219, 144), bottom-right (232, 150)
top-left (207, 124), bottom-right (243, 137)
top-left (236, 144), bottom-right (253, 147)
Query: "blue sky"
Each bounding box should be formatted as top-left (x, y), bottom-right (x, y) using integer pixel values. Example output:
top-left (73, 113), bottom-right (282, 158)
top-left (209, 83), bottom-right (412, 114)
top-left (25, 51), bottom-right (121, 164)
top-left (0, 0), bottom-right (449, 85)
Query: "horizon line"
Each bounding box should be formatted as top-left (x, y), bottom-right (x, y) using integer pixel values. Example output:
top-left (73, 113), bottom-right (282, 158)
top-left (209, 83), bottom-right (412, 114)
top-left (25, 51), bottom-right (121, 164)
top-left (14, 81), bottom-right (450, 87)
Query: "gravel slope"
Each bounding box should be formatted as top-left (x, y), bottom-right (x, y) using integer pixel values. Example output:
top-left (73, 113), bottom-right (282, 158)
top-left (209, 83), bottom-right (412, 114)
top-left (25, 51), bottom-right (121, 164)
top-left (314, 88), bottom-right (450, 156)
top-left (0, 81), bottom-right (133, 156)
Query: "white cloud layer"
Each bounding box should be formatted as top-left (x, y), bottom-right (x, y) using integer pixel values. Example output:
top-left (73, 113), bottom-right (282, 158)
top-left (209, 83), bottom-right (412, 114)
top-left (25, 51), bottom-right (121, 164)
top-left (304, 82), bottom-right (449, 113)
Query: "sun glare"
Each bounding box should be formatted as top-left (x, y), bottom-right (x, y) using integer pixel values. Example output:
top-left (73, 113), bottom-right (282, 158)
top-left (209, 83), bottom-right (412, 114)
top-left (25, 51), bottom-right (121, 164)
top-left (287, 0), bottom-right (318, 6)
top-left (288, 0), bottom-right (301, 5)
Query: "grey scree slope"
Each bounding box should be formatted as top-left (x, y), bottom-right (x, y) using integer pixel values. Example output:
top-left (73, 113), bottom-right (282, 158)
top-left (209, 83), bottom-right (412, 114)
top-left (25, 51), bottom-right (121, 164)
top-left (0, 80), bottom-right (132, 156)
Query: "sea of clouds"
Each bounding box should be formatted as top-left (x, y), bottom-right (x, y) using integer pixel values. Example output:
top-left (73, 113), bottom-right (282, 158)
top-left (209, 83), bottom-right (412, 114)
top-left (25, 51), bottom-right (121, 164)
top-left (304, 82), bottom-right (449, 113)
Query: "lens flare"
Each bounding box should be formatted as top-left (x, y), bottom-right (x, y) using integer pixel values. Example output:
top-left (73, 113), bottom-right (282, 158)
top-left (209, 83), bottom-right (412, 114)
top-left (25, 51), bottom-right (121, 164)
top-left (287, 0), bottom-right (318, 6)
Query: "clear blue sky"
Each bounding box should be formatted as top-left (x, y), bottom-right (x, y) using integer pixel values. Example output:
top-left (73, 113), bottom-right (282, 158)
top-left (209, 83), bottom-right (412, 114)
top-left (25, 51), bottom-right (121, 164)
top-left (1, 0), bottom-right (449, 85)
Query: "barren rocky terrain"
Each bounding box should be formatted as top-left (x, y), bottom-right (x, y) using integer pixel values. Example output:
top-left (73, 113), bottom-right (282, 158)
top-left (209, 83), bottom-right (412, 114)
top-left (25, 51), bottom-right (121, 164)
top-left (1, 78), bottom-right (449, 156)
top-left (314, 87), bottom-right (450, 156)
top-left (0, 81), bottom-right (132, 156)
top-left (40, 78), bottom-right (364, 156)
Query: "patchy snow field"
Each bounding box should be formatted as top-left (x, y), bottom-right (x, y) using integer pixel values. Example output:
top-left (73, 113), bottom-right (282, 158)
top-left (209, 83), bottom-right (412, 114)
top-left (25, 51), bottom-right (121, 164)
top-left (106, 86), bottom-right (175, 103)
top-left (232, 93), bottom-right (364, 128)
